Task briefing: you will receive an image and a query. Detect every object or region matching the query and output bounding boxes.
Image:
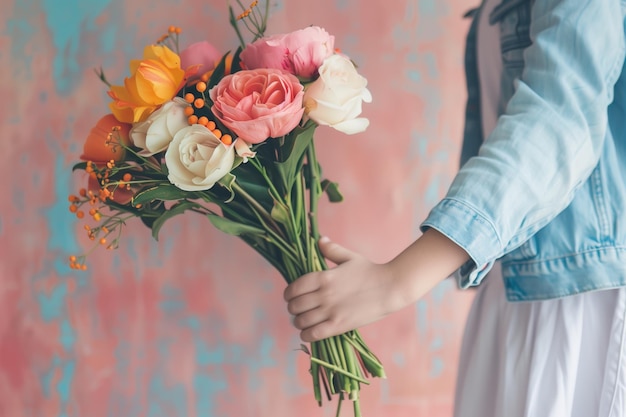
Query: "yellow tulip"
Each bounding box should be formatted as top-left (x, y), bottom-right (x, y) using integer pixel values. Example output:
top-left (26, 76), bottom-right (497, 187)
top-left (108, 45), bottom-right (186, 123)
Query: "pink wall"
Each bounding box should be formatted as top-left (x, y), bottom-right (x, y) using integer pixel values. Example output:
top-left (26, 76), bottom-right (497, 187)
top-left (1, 0), bottom-right (475, 416)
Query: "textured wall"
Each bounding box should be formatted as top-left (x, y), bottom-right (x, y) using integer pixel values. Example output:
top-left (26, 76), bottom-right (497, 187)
top-left (1, 0), bottom-right (475, 416)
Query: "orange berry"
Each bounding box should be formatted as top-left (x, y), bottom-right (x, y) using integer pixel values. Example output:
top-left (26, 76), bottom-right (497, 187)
top-left (100, 238), bottom-right (107, 245)
top-left (68, 195), bottom-right (77, 202)
top-left (184, 93), bottom-right (195, 103)
top-left (93, 213), bottom-right (102, 222)
top-left (69, 205), bottom-right (78, 213)
top-left (168, 25), bottom-right (176, 33)
top-left (81, 264), bottom-right (87, 271)
top-left (188, 115), bottom-right (198, 125)
top-left (175, 27), bottom-right (181, 34)
top-left (200, 73), bottom-right (210, 82)
top-left (79, 188), bottom-right (87, 197)
top-left (76, 211), bottom-right (85, 219)
top-left (212, 129), bottom-right (222, 139)
top-left (102, 226), bottom-right (109, 234)
top-left (184, 106), bottom-right (194, 117)
top-left (122, 173), bottom-right (132, 182)
top-left (194, 98), bottom-right (205, 108)
top-left (69, 255), bottom-right (77, 262)
top-left (198, 116), bottom-right (209, 126)
top-left (221, 134), bottom-right (233, 145)
top-left (206, 120), bottom-right (216, 130)
top-left (196, 82), bottom-right (207, 93)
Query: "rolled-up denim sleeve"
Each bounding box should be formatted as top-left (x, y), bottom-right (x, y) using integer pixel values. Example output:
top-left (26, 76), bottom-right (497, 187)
top-left (421, 0), bottom-right (626, 287)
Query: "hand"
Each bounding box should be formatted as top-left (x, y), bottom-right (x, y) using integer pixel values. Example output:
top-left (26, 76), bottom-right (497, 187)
top-left (283, 237), bottom-right (405, 342)
top-left (283, 229), bottom-right (470, 342)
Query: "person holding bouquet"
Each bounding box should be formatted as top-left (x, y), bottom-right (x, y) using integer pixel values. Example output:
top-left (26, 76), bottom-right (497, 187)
top-left (284, 0), bottom-right (626, 416)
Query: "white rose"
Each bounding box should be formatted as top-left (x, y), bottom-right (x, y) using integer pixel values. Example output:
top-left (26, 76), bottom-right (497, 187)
top-left (303, 54), bottom-right (373, 134)
top-left (130, 97), bottom-right (190, 156)
top-left (165, 124), bottom-right (236, 191)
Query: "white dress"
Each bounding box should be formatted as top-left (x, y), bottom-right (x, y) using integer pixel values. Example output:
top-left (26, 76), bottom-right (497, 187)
top-left (453, 1), bottom-right (626, 416)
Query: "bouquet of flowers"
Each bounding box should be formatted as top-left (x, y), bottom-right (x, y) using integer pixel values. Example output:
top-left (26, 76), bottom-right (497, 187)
top-left (68, 1), bottom-right (385, 415)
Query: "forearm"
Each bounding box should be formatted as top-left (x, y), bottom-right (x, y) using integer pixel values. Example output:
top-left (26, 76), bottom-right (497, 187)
top-left (384, 228), bottom-right (470, 311)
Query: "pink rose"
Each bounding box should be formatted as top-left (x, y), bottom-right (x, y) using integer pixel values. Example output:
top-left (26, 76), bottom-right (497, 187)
top-left (180, 41), bottom-right (222, 80)
top-left (209, 68), bottom-right (305, 144)
top-left (240, 26), bottom-right (335, 80)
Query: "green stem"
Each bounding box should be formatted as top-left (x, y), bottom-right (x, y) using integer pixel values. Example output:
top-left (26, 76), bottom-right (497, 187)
top-left (228, 5), bottom-right (247, 49)
top-left (305, 141), bottom-right (329, 270)
top-left (309, 357), bottom-right (369, 385)
top-left (230, 181), bottom-right (281, 233)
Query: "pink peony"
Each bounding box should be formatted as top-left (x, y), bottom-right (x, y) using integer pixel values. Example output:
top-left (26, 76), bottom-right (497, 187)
top-left (239, 26), bottom-right (335, 80)
top-left (209, 68), bottom-right (305, 144)
top-left (180, 41), bottom-right (222, 80)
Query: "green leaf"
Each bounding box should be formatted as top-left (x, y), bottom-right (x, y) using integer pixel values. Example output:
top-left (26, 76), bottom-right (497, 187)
top-left (230, 162), bottom-right (274, 211)
top-left (217, 172), bottom-right (237, 202)
top-left (132, 184), bottom-right (198, 206)
top-left (231, 46), bottom-right (243, 73)
top-left (270, 199), bottom-right (290, 226)
top-left (151, 200), bottom-right (198, 240)
top-left (208, 52), bottom-right (232, 89)
top-left (273, 121), bottom-right (317, 190)
top-left (321, 180), bottom-right (344, 203)
top-left (72, 162), bottom-right (88, 172)
top-left (207, 214), bottom-right (265, 236)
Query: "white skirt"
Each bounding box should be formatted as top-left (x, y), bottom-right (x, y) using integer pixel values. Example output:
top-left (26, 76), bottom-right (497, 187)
top-left (454, 263), bottom-right (626, 417)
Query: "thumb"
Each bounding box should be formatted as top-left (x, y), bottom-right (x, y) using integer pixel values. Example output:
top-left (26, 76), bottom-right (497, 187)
top-left (318, 236), bottom-right (357, 265)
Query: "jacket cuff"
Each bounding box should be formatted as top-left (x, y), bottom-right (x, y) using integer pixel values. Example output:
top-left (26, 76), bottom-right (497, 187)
top-left (420, 197), bottom-right (501, 288)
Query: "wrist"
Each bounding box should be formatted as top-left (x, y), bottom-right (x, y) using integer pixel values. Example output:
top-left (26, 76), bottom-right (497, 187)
top-left (385, 228), bottom-right (470, 309)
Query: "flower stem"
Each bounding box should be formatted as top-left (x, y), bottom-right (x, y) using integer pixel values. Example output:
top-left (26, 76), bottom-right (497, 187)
top-left (309, 357), bottom-right (369, 385)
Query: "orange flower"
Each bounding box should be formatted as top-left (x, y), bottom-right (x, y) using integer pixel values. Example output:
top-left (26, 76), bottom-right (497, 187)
top-left (81, 114), bottom-right (132, 163)
top-left (108, 45), bottom-right (186, 123)
top-left (87, 175), bottom-right (134, 205)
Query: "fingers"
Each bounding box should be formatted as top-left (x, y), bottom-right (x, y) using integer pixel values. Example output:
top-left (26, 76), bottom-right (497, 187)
top-left (318, 236), bottom-right (357, 265)
top-left (283, 273), bottom-right (320, 302)
top-left (300, 320), bottom-right (338, 343)
top-left (292, 306), bottom-right (327, 331)
top-left (287, 292), bottom-right (320, 315)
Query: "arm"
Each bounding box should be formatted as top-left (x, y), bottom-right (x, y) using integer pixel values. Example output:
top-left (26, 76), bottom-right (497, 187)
top-left (423, 0), bottom-right (625, 286)
top-left (283, 229), bottom-right (469, 342)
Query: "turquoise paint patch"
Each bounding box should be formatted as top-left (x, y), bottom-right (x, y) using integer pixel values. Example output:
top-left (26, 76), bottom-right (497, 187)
top-left (148, 377), bottom-right (188, 417)
top-left (392, 351), bottom-right (406, 366)
top-left (431, 279), bottom-right (453, 305)
top-left (335, 0), bottom-right (349, 10)
top-left (194, 374), bottom-right (227, 414)
top-left (418, 0), bottom-right (437, 15)
top-left (422, 51), bottom-right (439, 79)
top-left (6, 1), bottom-right (36, 79)
top-left (415, 299), bottom-right (428, 338)
top-left (39, 0), bottom-right (112, 94)
top-left (429, 337), bottom-right (443, 351)
top-left (406, 69), bottom-right (421, 83)
top-left (44, 152), bottom-right (80, 257)
top-left (283, 335), bottom-right (308, 396)
top-left (40, 361), bottom-right (56, 397)
top-left (59, 318), bottom-right (76, 352)
top-left (159, 285), bottom-right (185, 313)
top-left (56, 359), bottom-right (76, 403)
top-left (429, 356), bottom-right (444, 378)
top-left (38, 282), bottom-right (67, 321)
top-left (424, 175), bottom-right (440, 205)
top-left (100, 23), bottom-right (117, 54)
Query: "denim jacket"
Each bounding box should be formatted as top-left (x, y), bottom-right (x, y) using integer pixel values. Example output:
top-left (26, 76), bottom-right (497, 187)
top-left (421, 0), bottom-right (626, 301)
